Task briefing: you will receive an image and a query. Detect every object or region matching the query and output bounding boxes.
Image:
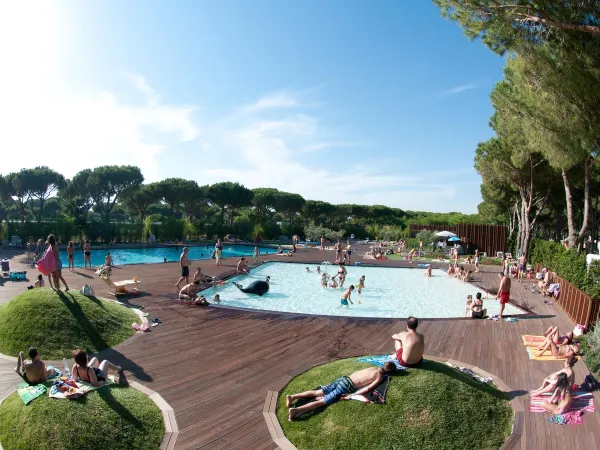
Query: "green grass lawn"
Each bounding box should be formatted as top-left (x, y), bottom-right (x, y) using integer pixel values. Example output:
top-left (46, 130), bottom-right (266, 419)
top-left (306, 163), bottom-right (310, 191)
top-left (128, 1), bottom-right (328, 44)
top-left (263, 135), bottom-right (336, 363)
top-left (0, 288), bottom-right (139, 359)
top-left (277, 359), bottom-right (513, 450)
top-left (0, 384), bottom-right (164, 450)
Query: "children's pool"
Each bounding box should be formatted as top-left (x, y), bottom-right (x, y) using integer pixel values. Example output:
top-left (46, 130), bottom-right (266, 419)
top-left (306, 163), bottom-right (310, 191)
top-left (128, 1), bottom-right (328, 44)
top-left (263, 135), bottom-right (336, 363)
top-left (59, 245), bottom-right (262, 267)
top-left (202, 262), bottom-right (525, 319)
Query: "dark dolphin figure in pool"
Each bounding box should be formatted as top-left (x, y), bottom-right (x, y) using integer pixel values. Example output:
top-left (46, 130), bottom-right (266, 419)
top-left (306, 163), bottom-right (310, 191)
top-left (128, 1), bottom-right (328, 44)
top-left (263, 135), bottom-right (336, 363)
top-left (234, 278), bottom-right (270, 296)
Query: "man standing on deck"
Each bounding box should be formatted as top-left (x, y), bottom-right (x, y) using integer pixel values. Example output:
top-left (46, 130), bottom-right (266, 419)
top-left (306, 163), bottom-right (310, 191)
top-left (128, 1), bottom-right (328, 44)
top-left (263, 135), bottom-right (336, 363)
top-left (497, 272), bottom-right (511, 319)
top-left (391, 316), bottom-right (424, 367)
top-left (176, 247), bottom-right (190, 289)
top-left (518, 253), bottom-right (527, 282)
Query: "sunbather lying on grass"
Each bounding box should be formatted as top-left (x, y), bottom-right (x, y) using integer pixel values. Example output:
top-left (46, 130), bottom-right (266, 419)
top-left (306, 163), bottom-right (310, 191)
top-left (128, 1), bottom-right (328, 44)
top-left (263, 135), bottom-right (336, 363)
top-left (286, 363), bottom-right (397, 421)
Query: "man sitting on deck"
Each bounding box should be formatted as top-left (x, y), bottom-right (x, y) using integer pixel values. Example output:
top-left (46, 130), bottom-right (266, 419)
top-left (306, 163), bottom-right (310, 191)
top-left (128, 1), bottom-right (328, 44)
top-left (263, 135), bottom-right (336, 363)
top-left (391, 316), bottom-right (424, 367)
top-left (15, 347), bottom-right (55, 384)
top-left (286, 362), bottom-right (397, 420)
top-left (179, 283), bottom-right (198, 301)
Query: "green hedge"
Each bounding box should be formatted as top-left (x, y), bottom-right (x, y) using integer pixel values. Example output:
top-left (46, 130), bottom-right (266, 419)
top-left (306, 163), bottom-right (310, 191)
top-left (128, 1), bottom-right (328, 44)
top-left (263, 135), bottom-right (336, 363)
top-left (530, 239), bottom-right (600, 298)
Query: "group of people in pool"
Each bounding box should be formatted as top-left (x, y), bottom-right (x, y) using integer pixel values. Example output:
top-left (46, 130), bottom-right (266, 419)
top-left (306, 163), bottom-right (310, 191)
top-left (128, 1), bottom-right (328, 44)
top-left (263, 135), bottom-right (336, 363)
top-left (286, 316), bottom-right (425, 420)
top-left (307, 264), bottom-right (366, 301)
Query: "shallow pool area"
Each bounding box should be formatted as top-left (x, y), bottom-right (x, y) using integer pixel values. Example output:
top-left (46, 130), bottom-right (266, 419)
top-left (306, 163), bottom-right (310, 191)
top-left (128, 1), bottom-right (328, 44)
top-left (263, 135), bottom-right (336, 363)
top-left (59, 245), bottom-right (264, 267)
top-left (202, 262), bottom-right (525, 319)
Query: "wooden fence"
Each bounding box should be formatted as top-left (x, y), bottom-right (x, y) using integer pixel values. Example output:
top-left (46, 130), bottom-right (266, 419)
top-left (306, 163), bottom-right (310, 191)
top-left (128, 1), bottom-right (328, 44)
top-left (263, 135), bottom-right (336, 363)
top-left (534, 264), bottom-right (600, 330)
top-left (408, 224), bottom-right (507, 256)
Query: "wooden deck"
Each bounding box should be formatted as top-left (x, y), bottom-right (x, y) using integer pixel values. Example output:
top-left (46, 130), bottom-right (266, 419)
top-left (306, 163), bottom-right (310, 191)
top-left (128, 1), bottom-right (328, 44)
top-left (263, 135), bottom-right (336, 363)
top-left (1, 246), bottom-right (599, 449)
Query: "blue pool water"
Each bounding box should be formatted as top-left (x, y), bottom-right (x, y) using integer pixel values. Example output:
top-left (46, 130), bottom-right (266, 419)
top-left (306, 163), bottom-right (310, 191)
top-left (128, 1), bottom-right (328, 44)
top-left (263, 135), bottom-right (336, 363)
top-left (202, 262), bottom-right (525, 319)
top-left (59, 245), bottom-right (263, 267)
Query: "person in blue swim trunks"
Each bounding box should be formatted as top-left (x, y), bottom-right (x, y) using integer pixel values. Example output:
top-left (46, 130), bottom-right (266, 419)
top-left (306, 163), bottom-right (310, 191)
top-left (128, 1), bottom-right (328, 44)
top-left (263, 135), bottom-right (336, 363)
top-left (286, 362), bottom-right (397, 420)
top-left (340, 285), bottom-right (354, 306)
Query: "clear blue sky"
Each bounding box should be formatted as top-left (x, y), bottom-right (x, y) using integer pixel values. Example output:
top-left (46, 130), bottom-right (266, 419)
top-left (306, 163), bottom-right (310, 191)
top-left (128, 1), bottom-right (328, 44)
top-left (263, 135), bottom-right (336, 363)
top-left (0, 0), bottom-right (505, 212)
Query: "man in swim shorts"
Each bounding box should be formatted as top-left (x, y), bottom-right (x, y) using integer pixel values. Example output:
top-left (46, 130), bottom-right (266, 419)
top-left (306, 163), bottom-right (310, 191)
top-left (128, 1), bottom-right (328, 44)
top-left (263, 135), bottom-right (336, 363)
top-left (286, 363), bottom-right (397, 420)
top-left (341, 285), bottom-right (354, 306)
top-left (496, 273), bottom-right (511, 319)
top-left (518, 253), bottom-right (527, 281)
top-left (176, 247), bottom-right (190, 290)
top-left (15, 347), bottom-right (55, 384)
top-left (391, 316), bottom-right (424, 367)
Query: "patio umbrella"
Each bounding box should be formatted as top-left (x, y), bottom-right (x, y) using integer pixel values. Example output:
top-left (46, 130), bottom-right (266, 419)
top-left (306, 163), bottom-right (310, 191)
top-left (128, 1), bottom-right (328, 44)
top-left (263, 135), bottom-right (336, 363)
top-left (448, 236), bottom-right (461, 242)
top-left (435, 231), bottom-right (457, 238)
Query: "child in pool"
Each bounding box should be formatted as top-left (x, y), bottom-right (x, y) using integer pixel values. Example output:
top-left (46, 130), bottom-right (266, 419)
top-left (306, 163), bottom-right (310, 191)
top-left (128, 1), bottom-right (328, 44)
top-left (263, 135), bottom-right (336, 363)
top-left (321, 273), bottom-right (328, 288)
top-left (357, 276), bottom-right (365, 294)
top-left (329, 277), bottom-right (338, 288)
top-left (465, 294), bottom-right (473, 316)
top-left (212, 294), bottom-right (220, 303)
top-left (316, 266), bottom-right (321, 274)
top-left (306, 267), bottom-right (311, 273)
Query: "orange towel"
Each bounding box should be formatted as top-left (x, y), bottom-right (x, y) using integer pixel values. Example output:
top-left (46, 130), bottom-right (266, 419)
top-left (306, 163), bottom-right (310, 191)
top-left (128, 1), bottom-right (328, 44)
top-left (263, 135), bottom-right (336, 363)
top-left (526, 347), bottom-right (580, 361)
top-left (522, 335), bottom-right (545, 347)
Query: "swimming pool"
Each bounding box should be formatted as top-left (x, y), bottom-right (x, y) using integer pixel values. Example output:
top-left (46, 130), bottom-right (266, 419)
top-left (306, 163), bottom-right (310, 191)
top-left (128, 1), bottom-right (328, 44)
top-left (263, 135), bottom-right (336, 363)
top-left (59, 245), bottom-right (263, 267)
top-left (202, 262), bottom-right (525, 319)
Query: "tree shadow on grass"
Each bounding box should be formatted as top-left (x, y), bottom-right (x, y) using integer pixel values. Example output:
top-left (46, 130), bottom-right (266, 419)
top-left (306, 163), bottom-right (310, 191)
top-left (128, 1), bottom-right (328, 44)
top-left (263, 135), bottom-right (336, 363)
top-left (74, 385), bottom-right (144, 429)
top-left (96, 385), bottom-right (144, 429)
top-left (418, 360), bottom-right (508, 401)
top-left (57, 291), bottom-right (108, 351)
top-left (57, 291), bottom-right (153, 383)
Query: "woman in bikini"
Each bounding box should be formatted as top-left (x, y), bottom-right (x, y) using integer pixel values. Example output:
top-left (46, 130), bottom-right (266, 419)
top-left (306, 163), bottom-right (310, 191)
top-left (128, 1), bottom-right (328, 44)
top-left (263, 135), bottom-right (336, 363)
top-left (67, 241), bottom-right (75, 271)
top-left (541, 372), bottom-right (572, 415)
top-left (48, 234), bottom-right (69, 291)
top-left (71, 348), bottom-right (125, 387)
top-left (540, 326), bottom-right (574, 347)
top-left (535, 338), bottom-right (579, 358)
top-left (83, 240), bottom-right (92, 269)
top-left (530, 357), bottom-right (576, 396)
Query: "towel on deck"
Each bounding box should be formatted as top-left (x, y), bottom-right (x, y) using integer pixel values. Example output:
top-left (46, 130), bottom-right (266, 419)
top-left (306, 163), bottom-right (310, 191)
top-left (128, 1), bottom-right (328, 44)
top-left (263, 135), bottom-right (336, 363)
top-left (356, 355), bottom-right (408, 370)
top-left (348, 376), bottom-right (390, 404)
top-left (522, 335), bottom-right (546, 347)
top-left (548, 411), bottom-right (584, 425)
top-left (526, 347), bottom-right (580, 361)
top-left (530, 389), bottom-right (594, 413)
top-left (17, 382), bottom-right (46, 405)
top-left (49, 375), bottom-right (115, 399)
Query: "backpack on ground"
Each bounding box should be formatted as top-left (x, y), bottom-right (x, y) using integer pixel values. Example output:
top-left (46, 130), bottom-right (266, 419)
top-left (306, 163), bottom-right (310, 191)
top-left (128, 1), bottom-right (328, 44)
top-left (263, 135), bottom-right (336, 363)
top-left (80, 285), bottom-right (95, 297)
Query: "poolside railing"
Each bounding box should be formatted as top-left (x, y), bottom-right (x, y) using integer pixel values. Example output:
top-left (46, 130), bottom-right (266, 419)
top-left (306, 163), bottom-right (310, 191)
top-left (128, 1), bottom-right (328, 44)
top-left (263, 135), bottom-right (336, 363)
top-left (534, 264), bottom-right (600, 330)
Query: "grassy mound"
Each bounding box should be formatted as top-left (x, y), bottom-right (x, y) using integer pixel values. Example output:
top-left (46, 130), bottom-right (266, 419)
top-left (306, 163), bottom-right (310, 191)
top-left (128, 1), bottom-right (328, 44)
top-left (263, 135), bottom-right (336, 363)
top-left (0, 288), bottom-right (138, 359)
top-left (0, 385), bottom-right (164, 450)
top-left (278, 359), bottom-right (513, 450)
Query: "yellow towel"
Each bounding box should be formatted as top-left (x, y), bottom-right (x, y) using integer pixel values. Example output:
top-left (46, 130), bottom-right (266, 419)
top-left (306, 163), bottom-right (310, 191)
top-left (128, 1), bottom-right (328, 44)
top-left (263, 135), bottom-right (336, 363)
top-left (527, 347), bottom-right (580, 361)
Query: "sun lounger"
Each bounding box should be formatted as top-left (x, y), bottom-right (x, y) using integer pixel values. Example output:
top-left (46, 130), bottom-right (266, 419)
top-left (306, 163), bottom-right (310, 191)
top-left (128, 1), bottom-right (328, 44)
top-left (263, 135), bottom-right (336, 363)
top-left (101, 276), bottom-right (141, 296)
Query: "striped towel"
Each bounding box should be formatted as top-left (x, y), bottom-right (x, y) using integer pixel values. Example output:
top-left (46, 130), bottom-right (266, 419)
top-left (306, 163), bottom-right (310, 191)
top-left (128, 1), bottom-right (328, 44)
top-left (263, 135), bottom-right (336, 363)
top-left (530, 389), bottom-right (594, 413)
top-left (356, 355), bottom-right (407, 370)
top-left (522, 335), bottom-right (545, 346)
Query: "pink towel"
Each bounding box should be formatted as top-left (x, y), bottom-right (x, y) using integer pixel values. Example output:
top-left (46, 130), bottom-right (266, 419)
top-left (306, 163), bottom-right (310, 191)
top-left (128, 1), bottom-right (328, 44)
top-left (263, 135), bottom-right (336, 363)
top-left (530, 389), bottom-right (594, 413)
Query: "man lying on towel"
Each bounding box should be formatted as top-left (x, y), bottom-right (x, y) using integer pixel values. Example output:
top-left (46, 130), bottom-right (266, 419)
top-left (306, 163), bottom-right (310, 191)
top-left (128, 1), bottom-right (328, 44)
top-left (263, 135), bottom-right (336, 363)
top-left (390, 316), bottom-right (424, 367)
top-left (15, 347), bottom-right (56, 384)
top-left (286, 363), bottom-right (397, 421)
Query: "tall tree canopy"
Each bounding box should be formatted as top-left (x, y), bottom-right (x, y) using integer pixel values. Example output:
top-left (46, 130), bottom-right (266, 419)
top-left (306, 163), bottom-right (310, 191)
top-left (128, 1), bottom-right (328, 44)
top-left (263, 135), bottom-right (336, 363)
top-left (87, 165), bottom-right (144, 224)
top-left (207, 182), bottom-right (254, 226)
top-left (26, 167), bottom-right (65, 222)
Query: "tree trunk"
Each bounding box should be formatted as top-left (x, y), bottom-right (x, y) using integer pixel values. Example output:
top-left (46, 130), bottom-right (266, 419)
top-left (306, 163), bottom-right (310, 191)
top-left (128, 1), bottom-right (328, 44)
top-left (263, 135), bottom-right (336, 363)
top-left (562, 168), bottom-right (577, 248)
top-left (576, 155), bottom-right (591, 248)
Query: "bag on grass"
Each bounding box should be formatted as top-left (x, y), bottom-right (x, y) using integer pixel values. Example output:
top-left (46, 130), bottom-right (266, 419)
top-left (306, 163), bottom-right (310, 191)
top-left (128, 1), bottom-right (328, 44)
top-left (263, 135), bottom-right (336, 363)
top-left (80, 285), bottom-right (95, 296)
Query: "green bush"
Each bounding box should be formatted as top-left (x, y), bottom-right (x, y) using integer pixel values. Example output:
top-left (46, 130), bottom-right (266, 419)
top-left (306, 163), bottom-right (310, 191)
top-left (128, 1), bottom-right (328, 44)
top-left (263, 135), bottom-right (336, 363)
top-left (530, 239), bottom-right (597, 297)
top-left (579, 325), bottom-right (600, 377)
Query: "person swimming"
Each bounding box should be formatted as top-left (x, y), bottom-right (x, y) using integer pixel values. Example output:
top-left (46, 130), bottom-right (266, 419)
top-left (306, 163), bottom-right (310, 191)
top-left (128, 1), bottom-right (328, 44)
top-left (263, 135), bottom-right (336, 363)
top-left (321, 273), bottom-right (328, 289)
top-left (306, 267), bottom-right (311, 273)
top-left (316, 266), bottom-right (321, 274)
top-left (357, 275), bottom-right (365, 294)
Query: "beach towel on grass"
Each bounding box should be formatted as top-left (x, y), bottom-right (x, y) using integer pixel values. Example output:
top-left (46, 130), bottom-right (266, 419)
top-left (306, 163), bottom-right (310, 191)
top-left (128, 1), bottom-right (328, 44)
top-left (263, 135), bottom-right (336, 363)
top-left (348, 375), bottom-right (390, 404)
top-left (49, 375), bottom-right (115, 399)
top-left (530, 389), bottom-right (594, 413)
top-left (17, 383), bottom-right (46, 405)
top-left (356, 355), bottom-right (408, 370)
top-left (526, 347), bottom-right (580, 361)
top-left (522, 335), bottom-right (545, 346)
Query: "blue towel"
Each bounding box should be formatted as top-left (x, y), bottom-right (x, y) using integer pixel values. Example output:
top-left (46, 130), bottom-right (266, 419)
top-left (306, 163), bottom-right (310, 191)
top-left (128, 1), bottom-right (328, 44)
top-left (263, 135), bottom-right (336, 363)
top-left (356, 355), bottom-right (407, 370)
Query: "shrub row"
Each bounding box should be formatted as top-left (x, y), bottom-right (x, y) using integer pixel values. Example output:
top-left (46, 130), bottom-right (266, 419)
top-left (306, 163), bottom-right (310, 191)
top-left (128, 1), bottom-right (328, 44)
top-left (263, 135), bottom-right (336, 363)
top-left (530, 239), bottom-right (600, 298)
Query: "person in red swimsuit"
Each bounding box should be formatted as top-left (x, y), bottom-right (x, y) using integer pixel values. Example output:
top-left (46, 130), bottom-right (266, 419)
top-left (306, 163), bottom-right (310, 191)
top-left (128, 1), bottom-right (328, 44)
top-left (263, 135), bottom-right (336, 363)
top-left (496, 273), bottom-right (511, 319)
top-left (391, 316), bottom-right (424, 368)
